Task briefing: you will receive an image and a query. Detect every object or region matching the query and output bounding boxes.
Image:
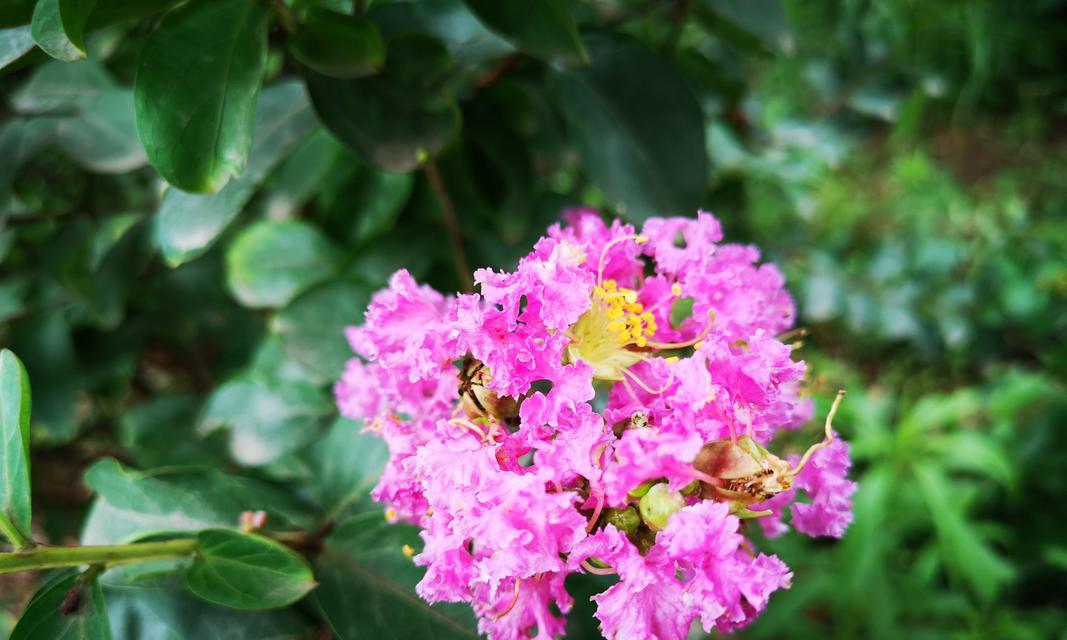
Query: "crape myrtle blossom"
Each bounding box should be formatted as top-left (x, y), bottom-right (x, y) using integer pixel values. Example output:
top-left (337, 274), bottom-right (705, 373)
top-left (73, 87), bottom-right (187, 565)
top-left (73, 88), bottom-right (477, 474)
top-left (334, 209), bottom-right (856, 639)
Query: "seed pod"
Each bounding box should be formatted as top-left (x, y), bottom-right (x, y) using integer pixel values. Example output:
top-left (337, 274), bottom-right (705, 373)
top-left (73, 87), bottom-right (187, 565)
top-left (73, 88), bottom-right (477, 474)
top-left (458, 356), bottom-right (520, 421)
top-left (693, 436), bottom-right (793, 506)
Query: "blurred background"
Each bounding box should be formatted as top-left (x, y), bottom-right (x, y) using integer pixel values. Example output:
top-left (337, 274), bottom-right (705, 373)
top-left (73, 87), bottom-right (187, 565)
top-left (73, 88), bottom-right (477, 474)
top-left (1, 0), bottom-right (1066, 638)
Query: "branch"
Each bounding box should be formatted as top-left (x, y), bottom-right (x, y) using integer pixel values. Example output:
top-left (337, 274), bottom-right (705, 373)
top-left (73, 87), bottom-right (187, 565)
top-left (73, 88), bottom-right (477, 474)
top-left (424, 160), bottom-right (474, 292)
top-left (0, 538), bottom-right (197, 574)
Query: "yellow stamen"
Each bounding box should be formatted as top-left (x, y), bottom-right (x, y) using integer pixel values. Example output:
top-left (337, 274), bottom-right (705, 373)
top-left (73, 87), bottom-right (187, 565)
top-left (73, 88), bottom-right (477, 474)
top-left (671, 283), bottom-right (683, 296)
top-left (402, 544), bottom-right (415, 558)
top-left (791, 390), bottom-right (846, 476)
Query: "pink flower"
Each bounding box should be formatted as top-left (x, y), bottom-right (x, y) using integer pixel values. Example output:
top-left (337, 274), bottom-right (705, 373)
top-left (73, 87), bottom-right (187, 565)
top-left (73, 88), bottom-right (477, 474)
top-left (334, 210), bottom-right (854, 639)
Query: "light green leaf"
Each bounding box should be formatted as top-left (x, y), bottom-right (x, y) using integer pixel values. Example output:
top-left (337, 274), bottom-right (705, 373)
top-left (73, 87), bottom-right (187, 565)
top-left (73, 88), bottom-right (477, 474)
top-left (198, 375), bottom-right (331, 466)
top-left (186, 528), bottom-right (316, 610)
top-left (81, 458), bottom-right (312, 545)
top-left (0, 25), bottom-right (34, 70)
top-left (56, 89), bottom-right (147, 173)
top-left (0, 349), bottom-right (32, 549)
top-left (462, 0), bottom-right (586, 63)
top-left (225, 220), bottom-right (340, 308)
top-left (288, 8), bottom-right (384, 78)
top-left (10, 570), bottom-right (112, 640)
top-left (553, 34), bottom-right (708, 220)
top-left (312, 514), bottom-right (478, 639)
top-left (305, 33), bottom-right (460, 172)
top-left (270, 280), bottom-right (371, 384)
top-left (134, 0), bottom-right (268, 192)
top-left (31, 0), bottom-right (98, 61)
top-left (154, 80), bottom-right (317, 266)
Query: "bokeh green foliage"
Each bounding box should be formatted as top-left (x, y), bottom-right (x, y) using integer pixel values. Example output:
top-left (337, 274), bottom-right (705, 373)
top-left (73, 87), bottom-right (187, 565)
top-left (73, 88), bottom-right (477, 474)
top-left (1, 0), bottom-right (1066, 638)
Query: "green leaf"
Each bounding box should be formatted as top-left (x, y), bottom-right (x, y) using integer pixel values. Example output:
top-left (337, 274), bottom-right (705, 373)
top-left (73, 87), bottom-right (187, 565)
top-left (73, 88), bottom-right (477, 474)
top-left (0, 349), bottom-right (32, 549)
top-left (8, 314), bottom-right (81, 444)
top-left (31, 0), bottom-right (98, 61)
top-left (261, 128), bottom-right (344, 219)
top-left (312, 514), bottom-right (478, 639)
top-left (119, 394), bottom-right (228, 469)
top-left (288, 8), bottom-right (384, 78)
top-left (369, 0), bottom-right (512, 67)
top-left (700, 0), bottom-right (792, 53)
top-left (308, 417), bottom-right (388, 518)
top-left (669, 296), bottom-right (695, 329)
top-left (186, 528), bottom-right (316, 610)
top-left (0, 25), bottom-right (34, 70)
top-left (305, 33), bottom-right (460, 172)
top-left (351, 170), bottom-right (414, 241)
top-left (462, 0), bottom-right (586, 63)
top-left (270, 280), bottom-right (372, 384)
top-left (134, 0), bottom-right (268, 192)
top-left (198, 375), bottom-right (331, 467)
top-left (107, 584), bottom-right (311, 639)
top-left (11, 59), bottom-right (115, 113)
top-left (11, 570), bottom-right (112, 640)
top-left (154, 80), bottom-right (317, 266)
top-left (81, 458), bottom-right (312, 545)
top-left (913, 462), bottom-right (1014, 603)
top-left (225, 220), bottom-right (340, 308)
top-left (56, 89), bottom-right (147, 173)
top-left (553, 34), bottom-right (708, 221)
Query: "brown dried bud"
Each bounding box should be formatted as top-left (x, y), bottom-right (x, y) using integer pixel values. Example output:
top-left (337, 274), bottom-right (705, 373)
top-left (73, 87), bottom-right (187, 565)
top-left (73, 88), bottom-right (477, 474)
top-left (693, 436), bottom-right (793, 506)
top-left (458, 356), bottom-right (520, 421)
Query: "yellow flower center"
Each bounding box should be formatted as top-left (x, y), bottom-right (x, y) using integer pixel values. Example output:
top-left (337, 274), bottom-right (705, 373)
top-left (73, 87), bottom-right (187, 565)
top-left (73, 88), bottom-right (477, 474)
top-left (566, 279), bottom-right (655, 380)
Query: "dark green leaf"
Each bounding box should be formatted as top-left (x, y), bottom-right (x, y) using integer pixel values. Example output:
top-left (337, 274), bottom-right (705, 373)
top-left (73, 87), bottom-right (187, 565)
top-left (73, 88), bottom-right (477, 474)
top-left (107, 584), bottom-right (311, 639)
top-left (9, 314), bottom-right (81, 444)
top-left (198, 374), bottom-right (331, 466)
top-left (312, 514), bottom-right (478, 639)
top-left (186, 528), bottom-right (316, 610)
top-left (288, 8), bottom-right (384, 78)
top-left (0, 349), bottom-right (32, 549)
top-left (81, 458), bottom-right (312, 545)
top-left (305, 33), bottom-right (460, 172)
top-left (10, 570), bottom-right (112, 640)
top-left (56, 89), bottom-right (146, 173)
top-left (462, 0), bottom-right (586, 63)
top-left (134, 0), bottom-right (268, 192)
top-left (261, 128), bottom-right (343, 219)
top-left (31, 0), bottom-right (97, 61)
top-left (225, 219), bottom-right (340, 308)
top-left (0, 25), bottom-right (34, 70)
top-left (308, 417), bottom-right (389, 518)
top-left (553, 34), bottom-right (708, 220)
top-left (370, 0), bottom-right (512, 66)
top-left (701, 0), bottom-right (792, 52)
top-left (352, 170), bottom-right (414, 241)
top-left (119, 394), bottom-right (228, 469)
top-left (154, 80), bottom-right (317, 266)
top-left (270, 280), bottom-right (371, 383)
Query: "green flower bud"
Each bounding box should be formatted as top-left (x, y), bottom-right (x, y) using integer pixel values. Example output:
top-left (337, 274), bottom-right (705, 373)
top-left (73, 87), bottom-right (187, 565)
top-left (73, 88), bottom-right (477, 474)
top-left (639, 483), bottom-right (685, 531)
top-left (603, 507), bottom-right (641, 534)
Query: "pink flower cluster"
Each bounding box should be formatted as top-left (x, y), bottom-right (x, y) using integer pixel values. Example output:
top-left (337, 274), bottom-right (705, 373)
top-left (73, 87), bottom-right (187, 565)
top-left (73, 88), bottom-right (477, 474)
top-left (335, 210), bottom-right (856, 639)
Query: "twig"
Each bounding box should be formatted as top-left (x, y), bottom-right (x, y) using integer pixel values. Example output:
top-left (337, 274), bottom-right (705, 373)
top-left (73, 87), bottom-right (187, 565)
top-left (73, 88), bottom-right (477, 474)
top-left (424, 160), bottom-right (473, 291)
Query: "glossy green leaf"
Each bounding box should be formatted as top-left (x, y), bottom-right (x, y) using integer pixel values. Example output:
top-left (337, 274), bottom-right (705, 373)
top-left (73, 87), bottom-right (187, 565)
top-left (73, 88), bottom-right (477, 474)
top-left (270, 280), bottom-right (372, 383)
top-left (56, 89), bottom-right (147, 173)
top-left (0, 349), bottom-right (32, 549)
top-left (10, 570), bottom-right (112, 640)
top-left (107, 583), bottom-right (312, 639)
top-left (553, 34), bottom-right (708, 220)
top-left (288, 8), bottom-right (384, 78)
top-left (31, 0), bottom-right (97, 61)
top-left (370, 0), bottom-right (512, 66)
top-left (312, 514), bottom-right (478, 639)
top-left (154, 80), bottom-right (317, 266)
top-left (135, 0), bottom-right (268, 192)
top-left (225, 220), bottom-right (340, 308)
top-left (0, 25), bottom-right (34, 70)
top-left (308, 417), bottom-right (389, 518)
top-left (198, 374), bottom-right (331, 466)
top-left (186, 528), bottom-right (316, 610)
top-left (305, 34), bottom-right (460, 172)
top-left (81, 458), bottom-right (311, 545)
top-left (462, 0), bottom-right (586, 63)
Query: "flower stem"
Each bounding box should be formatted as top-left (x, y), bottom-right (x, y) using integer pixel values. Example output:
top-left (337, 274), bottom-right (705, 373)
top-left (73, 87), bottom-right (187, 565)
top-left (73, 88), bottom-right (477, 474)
top-left (0, 538), bottom-right (198, 575)
top-left (424, 160), bottom-right (474, 292)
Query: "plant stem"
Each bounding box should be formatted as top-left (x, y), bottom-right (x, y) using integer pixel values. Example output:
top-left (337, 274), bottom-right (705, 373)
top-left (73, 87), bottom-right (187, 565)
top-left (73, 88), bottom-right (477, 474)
top-left (0, 517), bottom-right (33, 552)
top-left (424, 160), bottom-right (474, 292)
top-left (0, 539), bottom-right (198, 575)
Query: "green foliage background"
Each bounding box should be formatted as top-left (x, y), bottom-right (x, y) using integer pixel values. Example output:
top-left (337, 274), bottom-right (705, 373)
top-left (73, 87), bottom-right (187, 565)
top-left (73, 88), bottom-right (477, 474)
top-left (1, 0), bottom-right (1066, 638)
